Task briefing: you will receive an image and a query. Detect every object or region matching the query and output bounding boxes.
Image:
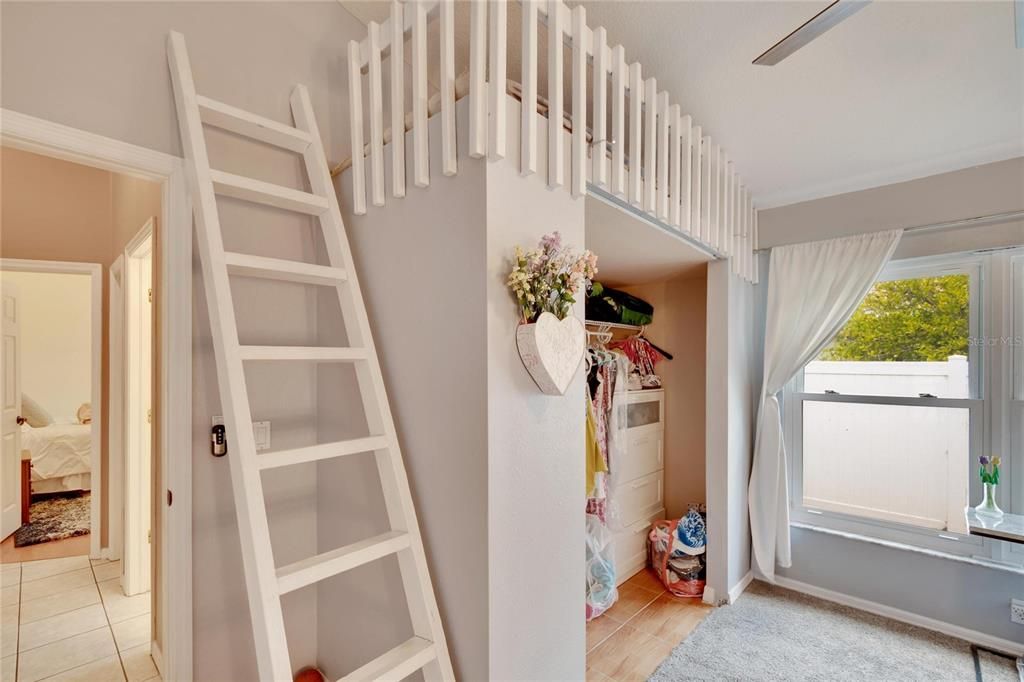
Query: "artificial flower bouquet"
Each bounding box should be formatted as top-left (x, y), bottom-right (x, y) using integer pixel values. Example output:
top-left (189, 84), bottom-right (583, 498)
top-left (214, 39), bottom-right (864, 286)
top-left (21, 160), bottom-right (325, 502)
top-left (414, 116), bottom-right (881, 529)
top-left (978, 455), bottom-right (1001, 486)
top-left (507, 231), bottom-right (598, 323)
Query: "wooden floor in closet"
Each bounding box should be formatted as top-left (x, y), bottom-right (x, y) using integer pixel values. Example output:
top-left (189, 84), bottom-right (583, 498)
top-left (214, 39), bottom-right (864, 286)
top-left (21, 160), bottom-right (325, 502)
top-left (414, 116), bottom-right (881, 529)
top-left (586, 569), bottom-right (712, 681)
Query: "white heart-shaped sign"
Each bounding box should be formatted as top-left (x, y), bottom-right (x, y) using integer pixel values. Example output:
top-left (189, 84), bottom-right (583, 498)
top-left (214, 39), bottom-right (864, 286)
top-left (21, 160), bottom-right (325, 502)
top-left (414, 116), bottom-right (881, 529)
top-left (516, 312), bottom-right (586, 395)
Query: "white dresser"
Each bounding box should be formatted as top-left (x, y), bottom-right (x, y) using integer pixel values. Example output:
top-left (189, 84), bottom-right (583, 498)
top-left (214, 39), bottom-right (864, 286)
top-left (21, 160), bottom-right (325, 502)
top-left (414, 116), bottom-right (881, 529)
top-left (610, 389), bottom-right (666, 585)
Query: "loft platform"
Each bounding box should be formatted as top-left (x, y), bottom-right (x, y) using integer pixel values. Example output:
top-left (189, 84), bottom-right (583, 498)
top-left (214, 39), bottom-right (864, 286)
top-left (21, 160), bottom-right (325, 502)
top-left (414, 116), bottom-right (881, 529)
top-left (341, 0), bottom-right (760, 284)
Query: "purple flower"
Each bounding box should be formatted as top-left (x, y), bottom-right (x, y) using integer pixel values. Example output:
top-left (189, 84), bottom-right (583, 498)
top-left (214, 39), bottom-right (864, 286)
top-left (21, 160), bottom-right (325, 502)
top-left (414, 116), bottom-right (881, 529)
top-left (540, 231), bottom-right (563, 252)
top-left (979, 456), bottom-right (990, 466)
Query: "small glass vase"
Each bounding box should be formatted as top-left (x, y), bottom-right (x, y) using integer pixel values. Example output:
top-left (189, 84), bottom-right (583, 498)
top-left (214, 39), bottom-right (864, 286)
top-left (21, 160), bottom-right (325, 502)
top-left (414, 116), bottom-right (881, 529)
top-left (974, 482), bottom-right (1003, 518)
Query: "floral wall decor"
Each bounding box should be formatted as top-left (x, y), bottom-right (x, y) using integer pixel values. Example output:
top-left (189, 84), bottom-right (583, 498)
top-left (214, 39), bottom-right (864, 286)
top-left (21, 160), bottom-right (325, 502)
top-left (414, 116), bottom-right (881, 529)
top-left (507, 232), bottom-right (597, 395)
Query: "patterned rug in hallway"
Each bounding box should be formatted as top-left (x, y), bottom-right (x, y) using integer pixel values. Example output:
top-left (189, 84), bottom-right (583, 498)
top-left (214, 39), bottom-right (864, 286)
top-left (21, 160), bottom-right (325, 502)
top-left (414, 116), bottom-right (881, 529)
top-left (14, 492), bottom-right (91, 547)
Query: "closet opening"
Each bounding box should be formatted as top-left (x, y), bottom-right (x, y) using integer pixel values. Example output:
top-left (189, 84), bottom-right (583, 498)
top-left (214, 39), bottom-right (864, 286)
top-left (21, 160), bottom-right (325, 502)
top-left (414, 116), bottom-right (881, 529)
top-left (583, 192), bottom-right (713, 662)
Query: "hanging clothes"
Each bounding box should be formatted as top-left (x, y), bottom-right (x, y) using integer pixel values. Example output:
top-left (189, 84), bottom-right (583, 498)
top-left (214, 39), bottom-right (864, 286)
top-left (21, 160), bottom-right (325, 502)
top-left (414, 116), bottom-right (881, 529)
top-left (585, 346), bottom-right (619, 522)
top-left (585, 397), bottom-right (607, 498)
top-left (610, 335), bottom-right (667, 389)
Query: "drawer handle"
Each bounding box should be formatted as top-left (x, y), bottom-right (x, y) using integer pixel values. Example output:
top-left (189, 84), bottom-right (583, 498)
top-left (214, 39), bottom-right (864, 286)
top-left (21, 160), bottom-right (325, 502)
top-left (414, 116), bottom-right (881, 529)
top-left (630, 479), bottom-right (655, 490)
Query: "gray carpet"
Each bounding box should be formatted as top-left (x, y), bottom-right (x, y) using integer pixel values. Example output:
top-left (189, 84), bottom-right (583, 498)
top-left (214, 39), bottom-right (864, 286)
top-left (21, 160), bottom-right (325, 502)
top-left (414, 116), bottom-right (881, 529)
top-left (650, 581), bottom-right (1021, 682)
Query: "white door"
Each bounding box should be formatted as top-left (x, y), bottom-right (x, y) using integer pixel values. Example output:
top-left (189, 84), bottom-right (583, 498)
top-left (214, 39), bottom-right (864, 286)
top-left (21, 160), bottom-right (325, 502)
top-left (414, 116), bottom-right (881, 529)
top-left (124, 232), bottom-right (153, 595)
top-left (1, 279), bottom-right (23, 540)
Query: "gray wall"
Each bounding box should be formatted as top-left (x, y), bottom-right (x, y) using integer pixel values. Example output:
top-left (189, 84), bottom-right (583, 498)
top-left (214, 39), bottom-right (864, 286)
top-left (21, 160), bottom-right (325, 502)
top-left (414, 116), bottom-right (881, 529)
top-left (335, 106), bottom-right (490, 681)
top-left (2, 2), bottom-right (368, 677)
top-left (705, 261), bottom-right (760, 604)
top-left (758, 157), bottom-right (1024, 248)
top-left (780, 528), bottom-right (1024, 645)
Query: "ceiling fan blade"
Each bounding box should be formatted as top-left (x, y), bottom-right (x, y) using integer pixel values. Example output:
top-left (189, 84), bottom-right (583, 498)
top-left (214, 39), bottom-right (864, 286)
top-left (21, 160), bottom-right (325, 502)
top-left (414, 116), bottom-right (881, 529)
top-left (1016, 0), bottom-right (1023, 49)
top-left (753, 0), bottom-right (872, 66)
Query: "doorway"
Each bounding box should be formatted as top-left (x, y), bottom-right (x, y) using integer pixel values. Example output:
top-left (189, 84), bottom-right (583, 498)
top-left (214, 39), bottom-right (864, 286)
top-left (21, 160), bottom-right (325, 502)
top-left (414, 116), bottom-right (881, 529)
top-left (0, 109), bottom-right (192, 680)
top-left (0, 262), bottom-right (102, 562)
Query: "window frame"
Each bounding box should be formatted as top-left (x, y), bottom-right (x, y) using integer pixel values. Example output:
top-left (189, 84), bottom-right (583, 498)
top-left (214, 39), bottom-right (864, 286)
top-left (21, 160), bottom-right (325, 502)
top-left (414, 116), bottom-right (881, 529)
top-left (1006, 253), bottom-right (1024, 565)
top-left (784, 248), bottom-right (1023, 568)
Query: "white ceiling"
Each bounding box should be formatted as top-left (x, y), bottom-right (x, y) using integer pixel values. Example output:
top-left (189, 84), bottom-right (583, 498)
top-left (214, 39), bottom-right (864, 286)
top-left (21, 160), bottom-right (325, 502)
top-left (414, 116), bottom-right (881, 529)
top-left (339, 1), bottom-right (1023, 209)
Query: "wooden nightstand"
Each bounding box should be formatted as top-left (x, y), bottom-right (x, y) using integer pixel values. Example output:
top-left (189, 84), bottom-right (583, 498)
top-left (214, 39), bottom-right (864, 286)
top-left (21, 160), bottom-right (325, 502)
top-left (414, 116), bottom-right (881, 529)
top-left (20, 450), bottom-right (31, 524)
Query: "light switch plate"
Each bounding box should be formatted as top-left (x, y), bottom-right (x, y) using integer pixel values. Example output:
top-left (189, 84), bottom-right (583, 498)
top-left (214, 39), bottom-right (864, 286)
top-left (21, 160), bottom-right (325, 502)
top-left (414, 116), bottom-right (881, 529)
top-left (212, 416), bottom-right (271, 452)
top-left (253, 421), bottom-right (271, 451)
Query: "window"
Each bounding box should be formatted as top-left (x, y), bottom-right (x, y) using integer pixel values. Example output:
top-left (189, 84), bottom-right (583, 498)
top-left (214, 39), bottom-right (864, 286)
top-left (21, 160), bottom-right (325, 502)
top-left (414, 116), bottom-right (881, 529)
top-left (785, 249), bottom-right (1022, 565)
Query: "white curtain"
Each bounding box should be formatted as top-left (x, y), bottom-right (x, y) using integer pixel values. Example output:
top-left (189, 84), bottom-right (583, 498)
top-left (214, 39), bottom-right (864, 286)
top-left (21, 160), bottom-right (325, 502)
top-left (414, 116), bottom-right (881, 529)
top-left (749, 229), bottom-right (902, 581)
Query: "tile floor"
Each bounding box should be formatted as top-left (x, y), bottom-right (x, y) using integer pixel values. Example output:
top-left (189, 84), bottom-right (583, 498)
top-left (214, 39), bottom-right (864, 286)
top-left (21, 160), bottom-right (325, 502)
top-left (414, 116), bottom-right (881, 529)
top-left (586, 568), bottom-right (712, 681)
top-left (1, 556), bottom-right (160, 682)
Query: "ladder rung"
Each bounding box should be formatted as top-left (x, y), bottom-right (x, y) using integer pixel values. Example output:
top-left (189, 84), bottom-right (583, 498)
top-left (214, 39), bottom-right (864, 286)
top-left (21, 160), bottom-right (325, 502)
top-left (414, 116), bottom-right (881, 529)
top-left (338, 636), bottom-right (436, 682)
top-left (257, 436), bottom-right (389, 470)
top-left (238, 346), bottom-right (367, 362)
top-left (210, 169), bottom-right (328, 215)
top-left (277, 531), bottom-right (411, 595)
top-left (196, 94), bottom-right (313, 153)
top-left (224, 252), bottom-right (348, 286)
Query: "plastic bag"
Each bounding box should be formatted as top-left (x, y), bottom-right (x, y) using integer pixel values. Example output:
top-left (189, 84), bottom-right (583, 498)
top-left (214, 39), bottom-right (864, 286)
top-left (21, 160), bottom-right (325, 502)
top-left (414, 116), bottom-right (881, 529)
top-left (585, 514), bottom-right (618, 620)
top-left (647, 506), bottom-right (707, 598)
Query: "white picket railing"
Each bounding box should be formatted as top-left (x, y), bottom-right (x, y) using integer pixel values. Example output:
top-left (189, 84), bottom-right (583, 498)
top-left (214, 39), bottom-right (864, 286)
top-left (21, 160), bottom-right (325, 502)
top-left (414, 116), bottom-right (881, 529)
top-left (344, 0), bottom-right (760, 283)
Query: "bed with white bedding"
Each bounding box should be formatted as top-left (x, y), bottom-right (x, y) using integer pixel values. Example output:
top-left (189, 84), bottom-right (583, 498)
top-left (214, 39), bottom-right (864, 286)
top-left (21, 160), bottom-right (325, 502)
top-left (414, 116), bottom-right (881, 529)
top-left (20, 423), bottom-right (92, 493)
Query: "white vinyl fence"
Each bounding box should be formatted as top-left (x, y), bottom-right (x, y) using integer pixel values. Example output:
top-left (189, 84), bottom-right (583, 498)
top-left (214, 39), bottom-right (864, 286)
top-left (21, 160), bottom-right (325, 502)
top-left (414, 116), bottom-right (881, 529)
top-left (801, 357), bottom-right (970, 532)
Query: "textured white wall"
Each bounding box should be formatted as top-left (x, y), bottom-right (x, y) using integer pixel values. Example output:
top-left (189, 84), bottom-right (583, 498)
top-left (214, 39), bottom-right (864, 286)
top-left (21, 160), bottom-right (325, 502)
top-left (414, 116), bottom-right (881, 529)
top-left (484, 97), bottom-right (586, 681)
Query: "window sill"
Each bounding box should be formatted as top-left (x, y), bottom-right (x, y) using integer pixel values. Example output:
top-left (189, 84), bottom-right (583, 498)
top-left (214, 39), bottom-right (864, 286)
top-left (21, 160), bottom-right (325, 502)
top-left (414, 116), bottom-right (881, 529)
top-left (791, 521), bottom-right (1024, 576)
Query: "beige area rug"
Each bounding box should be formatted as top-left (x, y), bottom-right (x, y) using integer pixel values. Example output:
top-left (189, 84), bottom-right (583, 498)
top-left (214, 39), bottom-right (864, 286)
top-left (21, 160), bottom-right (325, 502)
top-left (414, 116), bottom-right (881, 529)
top-left (650, 581), bottom-right (1021, 681)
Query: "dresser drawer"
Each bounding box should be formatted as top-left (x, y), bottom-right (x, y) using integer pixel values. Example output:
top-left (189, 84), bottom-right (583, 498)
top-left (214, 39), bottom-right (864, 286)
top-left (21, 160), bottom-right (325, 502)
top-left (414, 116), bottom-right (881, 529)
top-left (613, 471), bottom-right (664, 527)
top-left (617, 431), bottom-right (663, 483)
top-left (613, 508), bottom-right (665, 586)
top-left (623, 390), bottom-right (664, 437)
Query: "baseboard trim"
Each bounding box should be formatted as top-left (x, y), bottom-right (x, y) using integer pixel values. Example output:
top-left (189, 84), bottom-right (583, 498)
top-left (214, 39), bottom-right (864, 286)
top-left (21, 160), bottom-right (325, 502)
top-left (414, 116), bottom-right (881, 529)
top-left (770, 576), bottom-right (1024, 657)
top-left (728, 570), bottom-right (754, 604)
top-left (151, 640), bottom-right (164, 678)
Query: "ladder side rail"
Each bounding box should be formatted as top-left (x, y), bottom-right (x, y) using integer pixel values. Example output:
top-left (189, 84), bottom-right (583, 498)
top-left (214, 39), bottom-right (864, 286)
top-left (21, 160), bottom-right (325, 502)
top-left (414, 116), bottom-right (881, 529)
top-left (166, 31), bottom-right (292, 682)
top-left (289, 85), bottom-right (455, 682)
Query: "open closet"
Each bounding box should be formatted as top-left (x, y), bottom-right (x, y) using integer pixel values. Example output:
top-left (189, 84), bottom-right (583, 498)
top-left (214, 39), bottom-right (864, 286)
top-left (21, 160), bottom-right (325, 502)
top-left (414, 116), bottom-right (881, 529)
top-left (583, 192), bottom-right (712, 616)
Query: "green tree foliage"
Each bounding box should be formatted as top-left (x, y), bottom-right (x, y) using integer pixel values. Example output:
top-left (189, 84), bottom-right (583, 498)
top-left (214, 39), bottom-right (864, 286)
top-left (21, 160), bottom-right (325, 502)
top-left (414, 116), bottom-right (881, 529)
top-left (820, 275), bottom-right (969, 362)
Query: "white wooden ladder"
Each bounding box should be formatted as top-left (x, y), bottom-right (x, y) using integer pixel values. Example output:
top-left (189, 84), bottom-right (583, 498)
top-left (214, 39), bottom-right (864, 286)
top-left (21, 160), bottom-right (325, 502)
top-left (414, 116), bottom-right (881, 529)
top-left (166, 31), bottom-right (454, 682)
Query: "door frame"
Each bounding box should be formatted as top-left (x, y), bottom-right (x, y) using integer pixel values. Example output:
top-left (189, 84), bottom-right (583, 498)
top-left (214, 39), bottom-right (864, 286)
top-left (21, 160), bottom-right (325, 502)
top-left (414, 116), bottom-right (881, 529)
top-left (123, 220), bottom-right (154, 596)
top-left (108, 255), bottom-right (125, 562)
top-left (0, 259), bottom-right (103, 557)
top-left (1, 108), bottom-right (193, 680)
